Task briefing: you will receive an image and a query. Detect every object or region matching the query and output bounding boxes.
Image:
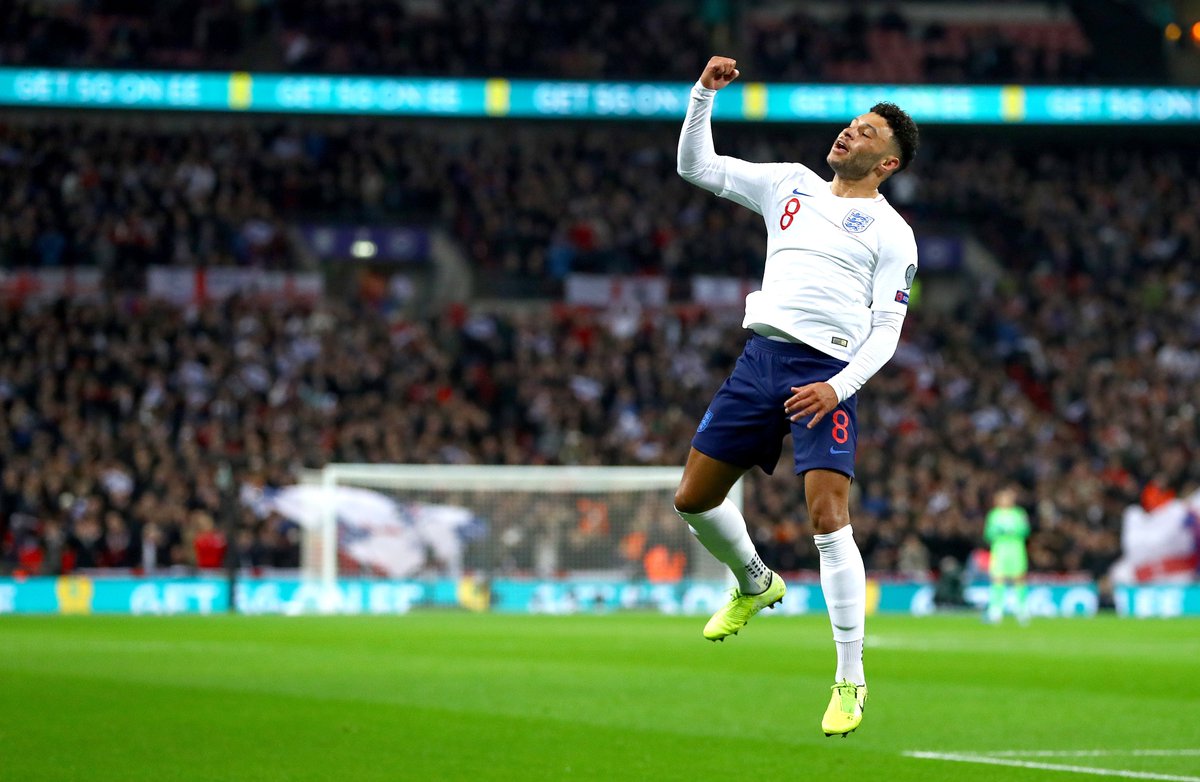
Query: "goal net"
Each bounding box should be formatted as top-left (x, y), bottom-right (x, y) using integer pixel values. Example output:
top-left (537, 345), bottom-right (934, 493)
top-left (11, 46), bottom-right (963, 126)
top-left (295, 464), bottom-right (742, 589)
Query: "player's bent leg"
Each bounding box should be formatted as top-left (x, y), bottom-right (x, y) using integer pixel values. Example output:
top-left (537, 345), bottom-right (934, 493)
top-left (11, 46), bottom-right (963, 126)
top-left (675, 448), bottom-right (783, 640)
top-left (702, 571), bottom-right (787, 641)
top-left (822, 680), bottom-right (868, 737)
top-left (673, 447), bottom-right (744, 514)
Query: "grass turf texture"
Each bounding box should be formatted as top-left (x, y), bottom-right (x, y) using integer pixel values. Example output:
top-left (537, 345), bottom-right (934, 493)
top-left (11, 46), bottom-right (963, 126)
top-left (2, 613), bottom-right (1198, 781)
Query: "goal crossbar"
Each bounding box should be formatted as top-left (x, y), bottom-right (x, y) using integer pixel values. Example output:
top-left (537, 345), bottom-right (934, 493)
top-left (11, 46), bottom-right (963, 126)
top-left (311, 464), bottom-right (689, 492)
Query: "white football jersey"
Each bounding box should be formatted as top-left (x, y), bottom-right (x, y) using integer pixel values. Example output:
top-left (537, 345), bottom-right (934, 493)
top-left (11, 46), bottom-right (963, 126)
top-left (714, 159), bottom-right (917, 362)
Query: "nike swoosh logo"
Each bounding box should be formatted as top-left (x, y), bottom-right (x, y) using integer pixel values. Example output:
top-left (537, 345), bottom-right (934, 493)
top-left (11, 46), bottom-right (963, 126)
top-left (829, 447), bottom-right (851, 455)
top-left (792, 188), bottom-right (812, 196)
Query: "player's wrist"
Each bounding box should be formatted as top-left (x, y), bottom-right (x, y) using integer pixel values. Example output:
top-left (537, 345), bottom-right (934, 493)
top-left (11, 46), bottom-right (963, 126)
top-left (692, 80), bottom-right (716, 97)
top-left (826, 376), bottom-right (853, 404)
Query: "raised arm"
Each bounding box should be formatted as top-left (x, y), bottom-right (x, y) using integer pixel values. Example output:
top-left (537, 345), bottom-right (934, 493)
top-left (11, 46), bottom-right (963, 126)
top-left (677, 56), bottom-right (740, 193)
top-left (678, 57), bottom-right (782, 215)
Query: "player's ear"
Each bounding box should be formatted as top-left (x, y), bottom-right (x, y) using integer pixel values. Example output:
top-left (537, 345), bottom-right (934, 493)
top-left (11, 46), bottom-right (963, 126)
top-left (877, 155), bottom-right (900, 177)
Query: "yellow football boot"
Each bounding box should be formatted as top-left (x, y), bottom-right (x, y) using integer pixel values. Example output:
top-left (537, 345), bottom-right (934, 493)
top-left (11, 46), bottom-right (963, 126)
top-left (822, 680), bottom-right (867, 737)
top-left (702, 572), bottom-right (786, 641)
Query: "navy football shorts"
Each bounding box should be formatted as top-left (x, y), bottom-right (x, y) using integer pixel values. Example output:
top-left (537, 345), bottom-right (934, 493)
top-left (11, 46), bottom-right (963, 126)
top-left (691, 334), bottom-right (858, 477)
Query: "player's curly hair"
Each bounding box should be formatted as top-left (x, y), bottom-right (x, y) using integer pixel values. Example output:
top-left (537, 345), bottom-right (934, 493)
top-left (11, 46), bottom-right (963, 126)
top-left (870, 102), bottom-right (919, 172)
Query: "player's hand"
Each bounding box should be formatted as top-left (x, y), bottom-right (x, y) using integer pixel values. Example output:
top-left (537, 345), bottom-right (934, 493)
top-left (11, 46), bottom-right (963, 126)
top-left (700, 56), bottom-right (740, 90)
top-left (784, 382), bottom-right (839, 428)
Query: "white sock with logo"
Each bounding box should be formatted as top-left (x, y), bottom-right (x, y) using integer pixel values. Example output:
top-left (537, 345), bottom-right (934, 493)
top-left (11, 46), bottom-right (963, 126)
top-left (814, 524), bottom-right (866, 685)
top-left (676, 499), bottom-right (772, 594)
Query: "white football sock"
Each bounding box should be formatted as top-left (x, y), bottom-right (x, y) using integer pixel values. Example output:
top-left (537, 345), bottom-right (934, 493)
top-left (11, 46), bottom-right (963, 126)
top-left (815, 524), bottom-right (866, 685)
top-left (836, 638), bottom-right (865, 686)
top-left (676, 499), bottom-right (772, 594)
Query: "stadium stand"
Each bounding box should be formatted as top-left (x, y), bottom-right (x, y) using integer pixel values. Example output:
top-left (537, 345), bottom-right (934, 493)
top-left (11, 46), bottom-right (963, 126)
top-left (746, 5), bottom-right (1093, 84)
top-left (2, 247), bottom-right (1193, 577)
top-left (0, 1), bottom-right (1193, 586)
top-left (3, 117), bottom-right (1197, 283)
top-left (0, 0), bottom-right (260, 69)
top-left (3, 0), bottom-right (1101, 84)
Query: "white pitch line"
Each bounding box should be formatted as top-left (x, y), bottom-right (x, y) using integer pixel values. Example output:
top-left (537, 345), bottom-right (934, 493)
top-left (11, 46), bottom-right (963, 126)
top-left (986, 751), bottom-right (1200, 759)
top-left (903, 751), bottom-right (1200, 782)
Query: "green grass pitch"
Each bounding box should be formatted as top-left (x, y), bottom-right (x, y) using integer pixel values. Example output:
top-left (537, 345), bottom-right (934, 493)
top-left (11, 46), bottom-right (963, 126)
top-left (2, 612), bottom-right (1198, 781)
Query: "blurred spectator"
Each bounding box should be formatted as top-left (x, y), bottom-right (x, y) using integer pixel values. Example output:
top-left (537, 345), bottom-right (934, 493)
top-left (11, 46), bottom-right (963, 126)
top-left (191, 511), bottom-right (227, 569)
top-left (896, 532), bottom-right (931, 580)
top-left (138, 521), bottom-right (176, 571)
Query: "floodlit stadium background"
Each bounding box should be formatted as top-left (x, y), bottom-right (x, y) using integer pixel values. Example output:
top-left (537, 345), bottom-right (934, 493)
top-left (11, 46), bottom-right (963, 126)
top-left (4, 0), bottom-right (1197, 616)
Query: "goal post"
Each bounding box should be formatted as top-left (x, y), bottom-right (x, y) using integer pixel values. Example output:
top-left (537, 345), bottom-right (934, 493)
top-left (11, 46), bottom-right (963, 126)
top-left (297, 464), bottom-right (743, 589)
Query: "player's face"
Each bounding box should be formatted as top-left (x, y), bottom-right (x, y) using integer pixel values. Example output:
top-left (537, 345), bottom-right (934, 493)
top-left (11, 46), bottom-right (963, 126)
top-left (826, 112), bottom-right (898, 180)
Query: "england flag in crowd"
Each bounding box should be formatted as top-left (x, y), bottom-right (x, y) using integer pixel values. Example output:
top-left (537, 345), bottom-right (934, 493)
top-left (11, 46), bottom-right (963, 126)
top-left (1110, 489), bottom-right (1200, 584)
top-left (269, 485), bottom-right (485, 578)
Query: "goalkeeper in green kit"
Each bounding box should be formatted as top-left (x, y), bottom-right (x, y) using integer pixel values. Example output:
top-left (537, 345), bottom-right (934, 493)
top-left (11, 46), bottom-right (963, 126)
top-left (984, 487), bottom-right (1031, 623)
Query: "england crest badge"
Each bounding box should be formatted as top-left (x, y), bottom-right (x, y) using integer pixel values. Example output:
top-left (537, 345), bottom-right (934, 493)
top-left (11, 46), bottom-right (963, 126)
top-left (842, 209), bottom-right (874, 233)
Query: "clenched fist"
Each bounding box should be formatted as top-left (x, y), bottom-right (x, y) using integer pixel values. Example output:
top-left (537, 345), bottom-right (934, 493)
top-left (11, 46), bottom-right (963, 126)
top-left (700, 56), bottom-right (740, 90)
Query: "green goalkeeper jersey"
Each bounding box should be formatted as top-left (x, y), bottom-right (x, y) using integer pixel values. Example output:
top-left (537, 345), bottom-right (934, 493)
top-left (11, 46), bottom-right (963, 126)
top-left (985, 506), bottom-right (1030, 565)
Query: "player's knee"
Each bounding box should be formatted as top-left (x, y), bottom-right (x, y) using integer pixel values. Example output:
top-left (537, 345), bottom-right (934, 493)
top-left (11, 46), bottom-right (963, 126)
top-left (809, 499), bottom-right (850, 535)
top-left (673, 487), bottom-right (719, 516)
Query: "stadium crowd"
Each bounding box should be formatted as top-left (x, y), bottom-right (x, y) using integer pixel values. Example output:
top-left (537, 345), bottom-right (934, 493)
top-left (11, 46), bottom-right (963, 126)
top-left (0, 0), bottom-right (1190, 584)
top-left (1, 124), bottom-right (1198, 580)
top-left (0, 121), bottom-right (306, 279)
top-left (0, 0), bottom-right (262, 70)
top-left (2, 0), bottom-right (1096, 84)
top-left (5, 117), bottom-right (1198, 290)
top-left (0, 117), bottom-right (762, 286)
top-left (2, 252), bottom-right (1195, 579)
